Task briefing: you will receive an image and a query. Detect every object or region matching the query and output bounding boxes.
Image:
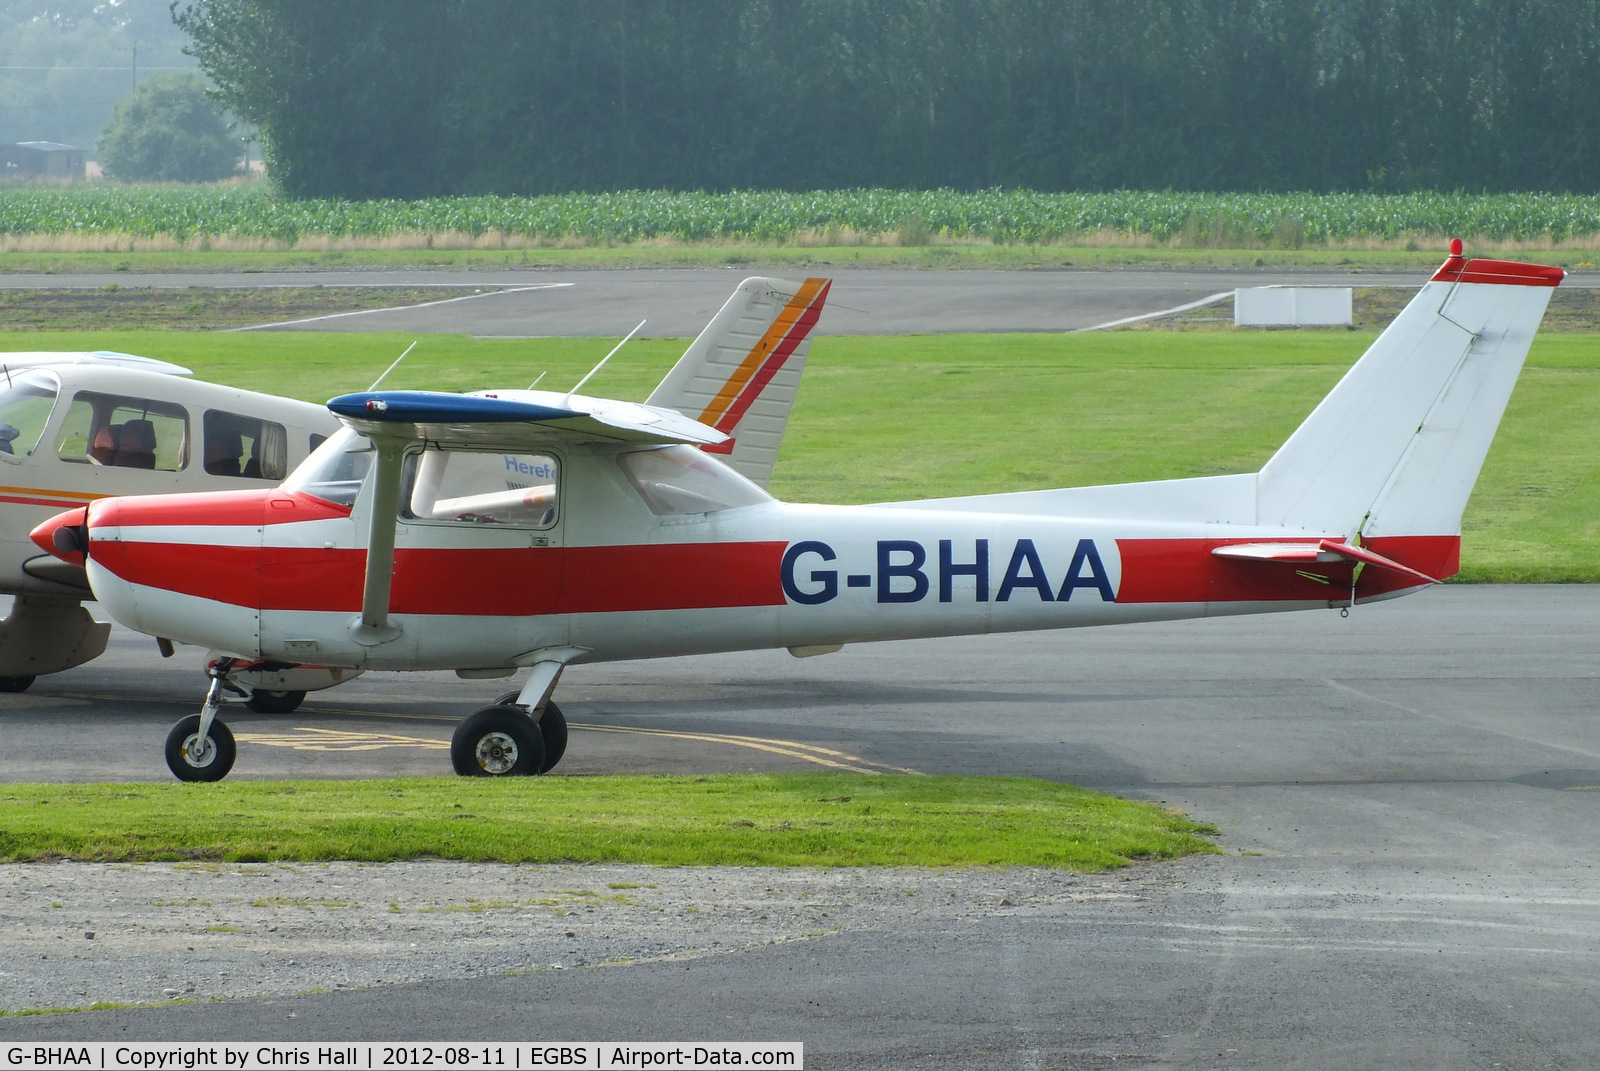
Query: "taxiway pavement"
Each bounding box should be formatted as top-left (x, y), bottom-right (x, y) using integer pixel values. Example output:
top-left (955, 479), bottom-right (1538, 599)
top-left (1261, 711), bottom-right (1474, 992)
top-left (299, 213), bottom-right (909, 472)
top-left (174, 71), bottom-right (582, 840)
top-left (2, 585), bottom-right (1598, 1066)
top-left (0, 267), bottom-right (1444, 335)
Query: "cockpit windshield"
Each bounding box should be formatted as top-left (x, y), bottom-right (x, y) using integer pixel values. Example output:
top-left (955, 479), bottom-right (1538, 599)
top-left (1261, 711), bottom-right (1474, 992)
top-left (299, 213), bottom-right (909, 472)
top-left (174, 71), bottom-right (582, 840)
top-left (281, 426), bottom-right (373, 506)
top-left (0, 369), bottom-right (60, 457)
top-left (618, 445), bottom-right (773, 516)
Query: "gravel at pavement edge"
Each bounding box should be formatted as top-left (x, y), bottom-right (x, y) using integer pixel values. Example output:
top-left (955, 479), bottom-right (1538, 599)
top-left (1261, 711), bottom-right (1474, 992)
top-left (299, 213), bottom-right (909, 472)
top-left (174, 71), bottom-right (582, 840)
top-left (0, 861), bottom-right (1181, 1013)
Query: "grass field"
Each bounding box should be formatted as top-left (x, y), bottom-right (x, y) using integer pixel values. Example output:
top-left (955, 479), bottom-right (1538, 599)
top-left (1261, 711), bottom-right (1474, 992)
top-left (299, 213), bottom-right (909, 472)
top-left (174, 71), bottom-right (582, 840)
top-left (6, 326), bottom-right (1596, 581)
top-left (0, 774), bottom-right (1218, 869)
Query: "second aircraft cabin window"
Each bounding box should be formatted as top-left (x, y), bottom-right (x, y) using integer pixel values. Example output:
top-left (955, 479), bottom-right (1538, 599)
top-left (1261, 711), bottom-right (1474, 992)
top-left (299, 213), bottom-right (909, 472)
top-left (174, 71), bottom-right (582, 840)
top-left (400, 447), bottom-right (558, 528)
top-left (0, 369), bottom-right (60, 457)
top-left (203, 410), bottom-right (288, 480)
top-left (54, 390), bottom-right (188, 471)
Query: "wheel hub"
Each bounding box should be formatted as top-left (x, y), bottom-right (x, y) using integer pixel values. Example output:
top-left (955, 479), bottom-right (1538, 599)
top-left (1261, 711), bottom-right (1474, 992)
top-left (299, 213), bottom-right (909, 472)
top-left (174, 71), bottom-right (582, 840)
top-left (182, 734), bottom-right (216, 767)
top-left (474, 731), bottom-right (519, 774)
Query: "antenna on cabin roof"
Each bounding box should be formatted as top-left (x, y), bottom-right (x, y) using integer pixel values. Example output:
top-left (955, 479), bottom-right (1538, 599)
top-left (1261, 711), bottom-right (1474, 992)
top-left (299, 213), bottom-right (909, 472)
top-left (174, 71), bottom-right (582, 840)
top-left (566, 320), bottom-right (645, 400)
top-left (527, 371), bottom-right (547, 390)
top-left (368, 341), bottom-right (417, 391)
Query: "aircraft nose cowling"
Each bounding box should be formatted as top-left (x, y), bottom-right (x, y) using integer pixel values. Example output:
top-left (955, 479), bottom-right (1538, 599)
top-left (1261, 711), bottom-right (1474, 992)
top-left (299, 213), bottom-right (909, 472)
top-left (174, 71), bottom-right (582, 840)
top-left (30, 507), bottom-right (90, 566)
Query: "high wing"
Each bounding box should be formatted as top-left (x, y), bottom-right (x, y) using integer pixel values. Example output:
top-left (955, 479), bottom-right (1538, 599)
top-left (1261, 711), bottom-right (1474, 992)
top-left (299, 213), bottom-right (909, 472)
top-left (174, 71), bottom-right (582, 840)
top-left (324, 387), bottom-right (730, 648)
top-left (0, 350), bottom-right (192, 376)
top-left (646, 276), bottom-right (831, 487)
top-left (327, 389), bottom-right (728, 449)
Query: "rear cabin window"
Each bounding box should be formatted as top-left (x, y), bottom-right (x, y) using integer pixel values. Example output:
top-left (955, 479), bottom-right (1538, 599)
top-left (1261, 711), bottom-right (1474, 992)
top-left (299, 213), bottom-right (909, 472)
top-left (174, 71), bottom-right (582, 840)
top-left (618, 445), bottom-right (772, 516)
top-left (55, 390), bottom-right (188, 471)
top-left (0, 369), bottom-right (60, 457)
top-left (400, 447), bottom-right (559, 528)
top-left (203, 409), bottom-right (288, 480)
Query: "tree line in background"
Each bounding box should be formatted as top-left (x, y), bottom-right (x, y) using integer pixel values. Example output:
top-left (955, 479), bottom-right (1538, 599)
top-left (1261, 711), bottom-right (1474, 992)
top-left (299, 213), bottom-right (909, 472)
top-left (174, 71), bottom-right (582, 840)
top-left (0, 0), bottom-right (196, 152)
top-left (175, 0), bottom-right (1600, 200)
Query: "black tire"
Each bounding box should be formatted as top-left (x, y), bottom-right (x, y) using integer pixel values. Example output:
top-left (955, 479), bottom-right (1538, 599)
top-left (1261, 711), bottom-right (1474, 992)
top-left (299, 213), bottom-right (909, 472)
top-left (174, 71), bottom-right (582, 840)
top-left (451, 705), bottom-right (544, 777)
top-left (493, 690), bottom-right (522, 708)
top-left (535, 701), bottom-right (568, 773)
top-left (0, 676), bottom-right (35, 693)
top-left (164, 715), bottom-right (237, 782)
top-left (245, 689), bottom-right (305, 714)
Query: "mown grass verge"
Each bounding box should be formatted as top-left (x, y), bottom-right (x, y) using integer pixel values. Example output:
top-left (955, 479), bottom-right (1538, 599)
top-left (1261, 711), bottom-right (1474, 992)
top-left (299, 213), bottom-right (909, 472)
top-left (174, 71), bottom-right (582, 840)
top-left (6, 327), bottom-right (1596, 580)
top-left (0, 774), bottom-right (1218, 869)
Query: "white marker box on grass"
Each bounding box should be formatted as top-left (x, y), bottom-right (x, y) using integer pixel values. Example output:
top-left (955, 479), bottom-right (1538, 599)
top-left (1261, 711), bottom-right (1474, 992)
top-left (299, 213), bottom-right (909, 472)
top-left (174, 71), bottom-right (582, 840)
top-left (1234, 286), bottom-right (1353, 326)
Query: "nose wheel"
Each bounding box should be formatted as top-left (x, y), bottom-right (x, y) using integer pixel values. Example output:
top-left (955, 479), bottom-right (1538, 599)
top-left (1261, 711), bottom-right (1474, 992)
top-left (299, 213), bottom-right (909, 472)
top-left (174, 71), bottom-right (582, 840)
top-left (164, 714), bottom-right (237, 782)
top-left (164, 657), bottom-right (239, 781)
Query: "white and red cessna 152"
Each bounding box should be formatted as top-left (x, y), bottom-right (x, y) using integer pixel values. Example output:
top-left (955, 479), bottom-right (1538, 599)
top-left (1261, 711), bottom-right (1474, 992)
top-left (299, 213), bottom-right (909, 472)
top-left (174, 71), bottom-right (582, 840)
top-left (31, 245), bottom-right (1563, 782)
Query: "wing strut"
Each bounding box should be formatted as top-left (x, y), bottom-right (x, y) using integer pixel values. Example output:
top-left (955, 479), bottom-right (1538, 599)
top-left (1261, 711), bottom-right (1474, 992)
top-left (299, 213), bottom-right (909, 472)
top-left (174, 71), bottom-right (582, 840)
top-left (351, 434), bottom-right (407, 646)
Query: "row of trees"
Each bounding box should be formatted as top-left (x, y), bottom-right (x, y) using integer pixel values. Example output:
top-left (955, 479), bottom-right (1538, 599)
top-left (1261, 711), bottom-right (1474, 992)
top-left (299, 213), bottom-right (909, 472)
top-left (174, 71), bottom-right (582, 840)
top-left (0, 0), bottom-right (195, 152)
top-left (175, 0), bottom-right (1600, 199)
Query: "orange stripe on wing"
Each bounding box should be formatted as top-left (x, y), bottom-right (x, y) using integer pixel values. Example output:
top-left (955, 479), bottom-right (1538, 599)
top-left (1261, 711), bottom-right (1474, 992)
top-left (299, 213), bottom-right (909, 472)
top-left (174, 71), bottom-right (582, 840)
top-left (696, 277), bottom-right (828, 427)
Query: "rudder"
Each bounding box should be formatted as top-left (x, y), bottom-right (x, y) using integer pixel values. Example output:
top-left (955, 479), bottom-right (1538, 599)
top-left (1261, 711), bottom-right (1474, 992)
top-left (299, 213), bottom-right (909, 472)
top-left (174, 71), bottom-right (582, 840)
top-left (647, 276), bottom-right (831, 487)
top-left (1256, 247), bottom-right (1562, 550)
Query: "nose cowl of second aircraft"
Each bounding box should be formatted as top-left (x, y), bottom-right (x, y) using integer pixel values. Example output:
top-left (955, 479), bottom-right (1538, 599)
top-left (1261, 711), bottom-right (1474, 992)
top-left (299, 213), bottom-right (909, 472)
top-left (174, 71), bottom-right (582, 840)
top-left (30, 507), bottom-right (90, 567)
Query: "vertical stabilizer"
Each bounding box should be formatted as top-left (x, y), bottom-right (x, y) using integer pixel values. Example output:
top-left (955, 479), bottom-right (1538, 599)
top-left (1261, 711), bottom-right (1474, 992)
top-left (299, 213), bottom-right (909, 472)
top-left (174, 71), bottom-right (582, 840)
top-left (646, 276), bottom-right (830, 487)
top-left (1257, 248), bottom-right (1562, 541)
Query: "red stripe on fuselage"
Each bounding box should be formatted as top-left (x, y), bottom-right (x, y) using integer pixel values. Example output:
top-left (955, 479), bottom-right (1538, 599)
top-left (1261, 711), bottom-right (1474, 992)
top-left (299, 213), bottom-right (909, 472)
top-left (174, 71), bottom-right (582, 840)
top-left (92, 540), bottom-right (788, 616)
top-left (1115, 535), bottom-right (1460, 603)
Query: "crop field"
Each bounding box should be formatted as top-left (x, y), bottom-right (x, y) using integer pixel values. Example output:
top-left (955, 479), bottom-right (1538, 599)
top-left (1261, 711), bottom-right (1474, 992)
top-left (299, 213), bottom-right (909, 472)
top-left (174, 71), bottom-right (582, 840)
top-left (7, 186), bottom-right (1600, 250)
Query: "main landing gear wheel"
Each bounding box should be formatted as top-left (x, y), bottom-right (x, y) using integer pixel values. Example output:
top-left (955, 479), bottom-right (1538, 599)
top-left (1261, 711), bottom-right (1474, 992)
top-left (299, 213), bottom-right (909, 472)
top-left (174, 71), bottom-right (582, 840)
top-left (245, 689), bottom-right (306, 714)
top-left (451, 705), bottom-right (545, 777)
top-left (0, 675), bottom-right (35, 692)
top-left (535, 701), bottom-right (568, 773)
top-left (494, 693), bottom-right (568, 774)
top-left (164, 714), bottom-right (237, 782)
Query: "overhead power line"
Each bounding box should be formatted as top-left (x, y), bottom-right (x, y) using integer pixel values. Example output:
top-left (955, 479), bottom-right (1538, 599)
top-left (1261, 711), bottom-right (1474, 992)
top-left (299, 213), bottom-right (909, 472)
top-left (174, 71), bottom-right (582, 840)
top-left (0, 65), bottom-right (197, 71)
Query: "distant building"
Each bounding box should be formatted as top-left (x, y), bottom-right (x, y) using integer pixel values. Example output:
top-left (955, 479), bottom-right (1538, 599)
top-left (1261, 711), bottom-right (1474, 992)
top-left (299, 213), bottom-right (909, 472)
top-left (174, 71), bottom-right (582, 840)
top-left (0, 142), bottom-right (87, 180)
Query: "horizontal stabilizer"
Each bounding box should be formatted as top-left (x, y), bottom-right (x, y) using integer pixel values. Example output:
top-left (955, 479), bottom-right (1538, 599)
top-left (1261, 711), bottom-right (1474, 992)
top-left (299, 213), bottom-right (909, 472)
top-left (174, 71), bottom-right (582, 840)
top-left (327, 389), bottom-right (728, 449)
top-left (1212, 540), bottom-right (1440, 585)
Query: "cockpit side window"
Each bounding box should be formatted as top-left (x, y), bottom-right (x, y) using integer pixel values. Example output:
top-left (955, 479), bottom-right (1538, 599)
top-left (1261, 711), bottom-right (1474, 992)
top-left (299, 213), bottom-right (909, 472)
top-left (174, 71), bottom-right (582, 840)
top-left (281, 427), bottom-right (372, 507)
top-left (399, 446), bottom-right (559, 528)
top-left (203, 409), bottom-right (288, 480)
top-left (54, 390), bottom-right (188, 471)
top-left (618, 445), bottom-right (773, 516)
top-left (0, 369), bottom-right (60, 457)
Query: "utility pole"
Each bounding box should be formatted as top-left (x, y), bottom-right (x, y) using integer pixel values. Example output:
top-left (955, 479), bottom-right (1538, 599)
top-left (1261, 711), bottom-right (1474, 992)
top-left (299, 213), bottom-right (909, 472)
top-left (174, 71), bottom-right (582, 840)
top-left (129, 41), bottom-right (145, 95)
